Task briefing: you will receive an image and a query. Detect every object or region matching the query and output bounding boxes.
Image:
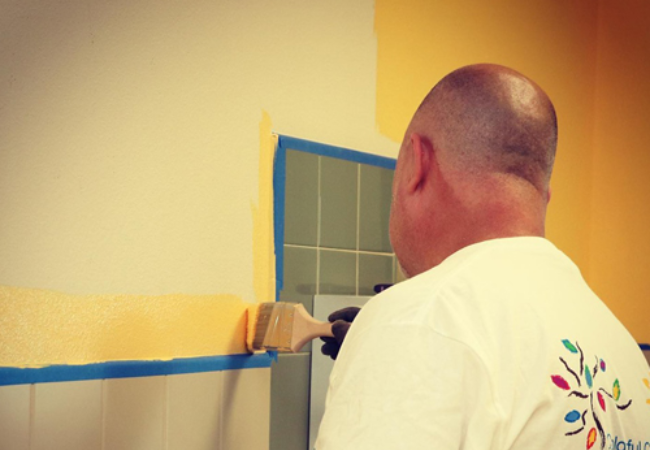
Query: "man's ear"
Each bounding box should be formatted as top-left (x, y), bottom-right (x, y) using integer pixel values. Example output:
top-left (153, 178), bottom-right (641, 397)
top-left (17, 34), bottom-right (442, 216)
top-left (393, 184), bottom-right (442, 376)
top-left (405, 133), bottom-right (432, 194)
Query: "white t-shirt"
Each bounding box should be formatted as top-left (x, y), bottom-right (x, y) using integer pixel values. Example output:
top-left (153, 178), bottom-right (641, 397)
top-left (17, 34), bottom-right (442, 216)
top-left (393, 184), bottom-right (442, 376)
top-left (316, 237), bottom-right (650, 449)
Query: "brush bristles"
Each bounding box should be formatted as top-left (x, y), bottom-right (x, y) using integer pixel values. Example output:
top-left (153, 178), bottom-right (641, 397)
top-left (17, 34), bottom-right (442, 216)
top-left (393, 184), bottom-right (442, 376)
top-left (246, 304), bottom-right (260, 352)
top-left (250, 302), bottom-right (295, 352)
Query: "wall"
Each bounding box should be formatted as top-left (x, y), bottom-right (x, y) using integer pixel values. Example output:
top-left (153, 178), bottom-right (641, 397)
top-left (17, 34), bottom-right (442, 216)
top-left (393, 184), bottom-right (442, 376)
top-left (1, 0), bottom-right (648, 449)
top-left (373, 0), bottom-right (650, 341)
top-left (590, 0), bottom-right (650, 343)
top-left (375, 0), bottom-right (599, 278)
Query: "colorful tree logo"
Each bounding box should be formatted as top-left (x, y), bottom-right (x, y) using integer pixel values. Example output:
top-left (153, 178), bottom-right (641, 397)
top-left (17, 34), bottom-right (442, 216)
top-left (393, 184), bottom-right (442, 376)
top-left (551, 339), bottom-right (632, 449)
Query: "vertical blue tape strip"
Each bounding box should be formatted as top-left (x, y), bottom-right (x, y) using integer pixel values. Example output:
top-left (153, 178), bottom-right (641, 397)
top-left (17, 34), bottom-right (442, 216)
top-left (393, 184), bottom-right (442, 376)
top-left (273, 140), bottom-right (287, 301)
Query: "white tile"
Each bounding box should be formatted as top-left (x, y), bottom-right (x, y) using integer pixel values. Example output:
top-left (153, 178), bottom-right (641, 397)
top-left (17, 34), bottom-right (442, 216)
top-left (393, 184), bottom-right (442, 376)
top-left (103, 376), bottom-right (166, 450)
top-left (32, 380), bottom-right (102, 450)
top-left (222, 368), bottom-right (270, 450)
top-left (167, 371), bottom-right (222, 450)
top-left (0, 384), bottom-right (30, 450)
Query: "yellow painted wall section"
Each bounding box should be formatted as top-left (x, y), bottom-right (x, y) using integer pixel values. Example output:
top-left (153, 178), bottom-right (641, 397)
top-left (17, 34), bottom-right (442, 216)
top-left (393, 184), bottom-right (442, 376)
top-left (590, 0), bottom-right (650, 342)
top-left (0, 286), bottom-right (248, 367)
top-left (374, 0), bottom-right (599, 272)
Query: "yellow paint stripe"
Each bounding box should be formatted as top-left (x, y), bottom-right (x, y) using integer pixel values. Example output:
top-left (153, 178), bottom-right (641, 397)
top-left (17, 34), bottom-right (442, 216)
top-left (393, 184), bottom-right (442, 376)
top-left (0, 285), bottom-right (249, 368)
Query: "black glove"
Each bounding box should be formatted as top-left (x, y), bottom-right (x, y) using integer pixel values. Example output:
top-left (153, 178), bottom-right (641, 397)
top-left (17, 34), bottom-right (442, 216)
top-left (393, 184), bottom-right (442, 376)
top-left (320, 306), bottom-right (361, 360)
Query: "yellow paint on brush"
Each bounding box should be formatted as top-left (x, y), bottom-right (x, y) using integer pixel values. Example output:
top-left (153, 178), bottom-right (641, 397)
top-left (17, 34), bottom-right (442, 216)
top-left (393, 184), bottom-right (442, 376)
top-left (0, 285), bottom-right (248, 368)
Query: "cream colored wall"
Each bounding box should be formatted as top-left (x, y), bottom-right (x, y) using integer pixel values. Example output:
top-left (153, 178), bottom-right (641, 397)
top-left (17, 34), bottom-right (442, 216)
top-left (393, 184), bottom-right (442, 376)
top-left (590, 0), bottom-right (650, 343)
top-left (0, 0), bottom-right (393, 366)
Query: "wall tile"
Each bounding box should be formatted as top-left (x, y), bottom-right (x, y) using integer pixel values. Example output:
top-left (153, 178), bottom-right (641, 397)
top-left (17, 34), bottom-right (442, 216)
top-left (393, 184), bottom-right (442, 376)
top-left (280, 245), bottom-right (317, 314)
top-left (33, 380), bottom-right (102, 450)
top-left (280, 245), bottom-right (318, 352)
top-left (168, 371), bottom-right (222, 450)
top-left (222, 368), bottom-right (270, 450)
top-left (270, 354), bottom-right (310, 450)
top-left (320, 156), bottom-right (358, 250)
top-left (319, 250), bottom-right (356, 295)
top-left (0, 384), bottom-right (30, 450)
top-left (359, 165), bottom-right (394, 252)
top-left (285, 149), bottom-right (319, 246)
top-left (103, 376), bottom-right (166, 450)
top-left (358, 253), bottom-right (394, 296)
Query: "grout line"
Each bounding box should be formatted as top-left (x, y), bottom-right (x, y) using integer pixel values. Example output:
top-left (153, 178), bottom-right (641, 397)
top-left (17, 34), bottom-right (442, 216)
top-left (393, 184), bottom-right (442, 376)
top-left (101, 380), bottom-right (107, 450)
top-left (316, 156), bottom-right (322, 295)
top-left (356, 164), bottom-right (361, 296)
top-left (284, 243), bottom-right (394, 257)
top-left (163, 376), bottom-right (169, 450)
top-left (218, 373), bottom-right (223, 450)
top-left (28, 384), bottom-right (35, 450)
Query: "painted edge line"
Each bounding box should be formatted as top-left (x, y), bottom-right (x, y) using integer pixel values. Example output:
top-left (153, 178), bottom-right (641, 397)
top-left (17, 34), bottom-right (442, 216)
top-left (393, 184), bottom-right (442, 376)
top-left (0, 353), bottom-right (273, 386)
top-left (277, 135), bottom-right (396, 170)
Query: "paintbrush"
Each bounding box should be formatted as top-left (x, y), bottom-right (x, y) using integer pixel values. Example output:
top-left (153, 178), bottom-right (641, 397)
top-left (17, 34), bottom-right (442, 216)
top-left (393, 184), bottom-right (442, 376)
top-left (246, 302), bottom-right (334, 353)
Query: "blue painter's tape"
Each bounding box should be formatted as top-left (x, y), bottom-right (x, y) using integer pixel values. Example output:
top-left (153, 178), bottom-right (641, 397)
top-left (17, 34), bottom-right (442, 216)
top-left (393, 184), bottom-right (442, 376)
top-left (277, 135), bottom-right (396, 170)
top-left (640, 343), bottom-right (650, 351)
top-left (0, 353), bottom-right (273, 386)
top-left (273, 141), bottom-right (287, 300)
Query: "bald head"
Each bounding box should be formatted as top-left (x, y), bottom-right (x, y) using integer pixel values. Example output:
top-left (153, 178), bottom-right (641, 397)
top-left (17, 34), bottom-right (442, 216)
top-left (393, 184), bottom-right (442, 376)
top-left (390, 64), bottom-right (559, 275)
top-left (411, 64), bottom-right (557, 192)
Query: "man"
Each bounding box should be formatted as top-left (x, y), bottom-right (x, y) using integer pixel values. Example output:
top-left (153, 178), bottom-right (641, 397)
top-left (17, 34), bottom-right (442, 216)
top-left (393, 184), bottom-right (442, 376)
top-left (316, 64), bottom-right (650, 449)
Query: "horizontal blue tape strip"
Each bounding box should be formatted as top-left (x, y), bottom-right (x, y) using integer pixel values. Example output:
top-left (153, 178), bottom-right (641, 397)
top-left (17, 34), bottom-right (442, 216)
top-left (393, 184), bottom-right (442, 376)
top-left (278, 135), bottom-right (396, 170)
top-left (640, 343), bottom-right (650, 351)
top-left (0, 353), bottom-right (273, 386)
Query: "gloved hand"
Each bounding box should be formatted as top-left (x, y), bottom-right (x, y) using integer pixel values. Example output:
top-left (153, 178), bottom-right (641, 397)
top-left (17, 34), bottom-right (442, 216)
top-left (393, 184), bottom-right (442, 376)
top-left (320, 306), bottom-right (361, 360)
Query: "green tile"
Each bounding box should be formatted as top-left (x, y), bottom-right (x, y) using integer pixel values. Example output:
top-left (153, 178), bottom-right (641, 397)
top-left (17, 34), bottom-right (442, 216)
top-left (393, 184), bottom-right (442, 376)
top-left (270, 353), bottom-right (310, 450)
top-left (319, 250), bottom-right (356, 295)
top-left (284, 149), bottom-right (319, 246)
top-left (320, 156), bottom-right (358, 250)
top-left (359, 165), bottom-right (394, 252)
top-left (280, 246), bottom-right (317, 315)
top-left (358, 253), bottom-right (394, 296)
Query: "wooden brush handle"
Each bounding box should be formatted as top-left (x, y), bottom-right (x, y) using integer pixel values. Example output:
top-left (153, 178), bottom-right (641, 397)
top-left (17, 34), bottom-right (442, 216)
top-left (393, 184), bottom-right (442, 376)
top-left (290, 303), bottom-right (334, 353)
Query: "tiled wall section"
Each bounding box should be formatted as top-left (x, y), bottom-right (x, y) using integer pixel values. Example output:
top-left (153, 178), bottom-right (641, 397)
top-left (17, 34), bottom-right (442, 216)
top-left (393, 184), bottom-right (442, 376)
top-left (271, 149), bottom-right (398, 450)
top-left (282, 149), bottom-right (397, 305)
top-left (0, 368), bottom-right (270, 450)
